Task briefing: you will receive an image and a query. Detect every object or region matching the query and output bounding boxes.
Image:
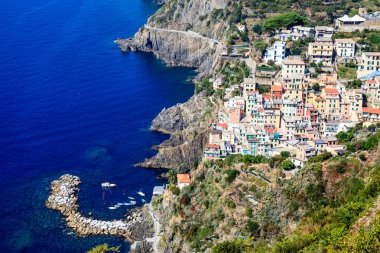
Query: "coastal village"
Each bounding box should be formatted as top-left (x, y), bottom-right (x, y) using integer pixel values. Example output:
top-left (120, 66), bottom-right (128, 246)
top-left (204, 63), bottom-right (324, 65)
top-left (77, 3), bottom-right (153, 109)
top-left (203, 8), bottom-right (380, 169)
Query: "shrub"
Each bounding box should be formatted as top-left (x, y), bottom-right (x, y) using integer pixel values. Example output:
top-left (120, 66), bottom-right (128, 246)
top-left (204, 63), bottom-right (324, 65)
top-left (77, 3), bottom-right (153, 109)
top-left (245, 207), bottom-right (253, 218)
top-left (335, 159), bottom-right (347, 173)
top-left (282, 159), bottom-right (295, 171)
top-left (225, 198), bottom-right (236, 209)
top-left (280, 151), bottom-right (291, 158)
top-left (246, 219), bottom-right (260, 234)
top-left (87, 244), bottom-right (120, 253)
top-left (225, 169), bottom-right (240, 183)
top-left (359, 153), bottom-right (366, 161)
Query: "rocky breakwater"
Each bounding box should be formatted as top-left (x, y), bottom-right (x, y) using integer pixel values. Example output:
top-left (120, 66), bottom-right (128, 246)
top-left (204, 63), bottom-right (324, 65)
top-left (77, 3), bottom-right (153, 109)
top-left (46, 174), bottom-right (154, 242)
top-left (137, 93), bottom-right (218, 169)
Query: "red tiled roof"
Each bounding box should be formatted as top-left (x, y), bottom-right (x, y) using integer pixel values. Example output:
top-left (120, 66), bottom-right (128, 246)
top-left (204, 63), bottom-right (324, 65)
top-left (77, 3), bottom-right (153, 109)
top-left (177, 174), bottom-right (191, 184)
top-left (366, 79), bottom-right (378, 84)
top-left (263, 95), bottom-right (271, 99)
top-left (258, 108), bottom-right (264, 112)
top-left (206, 143), bottom-right (220, 149)
top-left (271, 85), bottom-right (283, 92)
top-left (216, 123), bottom-right (227, 129)
top-left (363, 107), bottom-right (380, 114)
top-left (324, 88), bottom-right (339, 94)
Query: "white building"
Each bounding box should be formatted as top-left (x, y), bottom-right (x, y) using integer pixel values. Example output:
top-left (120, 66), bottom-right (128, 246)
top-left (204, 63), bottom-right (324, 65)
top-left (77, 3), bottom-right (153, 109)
top-left (292, 26), bottom-right (313, 37)
top-left (264, 41), bottom-right (286, 64)
top-left (335, 38), bottom-right (355, 59)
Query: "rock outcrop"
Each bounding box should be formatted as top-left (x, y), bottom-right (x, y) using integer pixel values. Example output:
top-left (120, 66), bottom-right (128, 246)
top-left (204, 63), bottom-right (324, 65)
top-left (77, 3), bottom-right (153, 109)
top-left (116, 0), bottom-right (229, 80)
top-left (137, 93), bottom-right (217, 169)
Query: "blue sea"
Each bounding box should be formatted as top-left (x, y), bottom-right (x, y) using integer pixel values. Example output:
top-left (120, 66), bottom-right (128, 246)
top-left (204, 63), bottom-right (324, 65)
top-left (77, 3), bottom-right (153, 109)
top-left (0, 0), bottom-right (195, 252)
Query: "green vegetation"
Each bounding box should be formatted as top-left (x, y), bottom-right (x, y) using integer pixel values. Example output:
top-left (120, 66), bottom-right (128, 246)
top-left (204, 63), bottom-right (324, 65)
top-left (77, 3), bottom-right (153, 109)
top-left (87, 244), bottom-right (120, 253)
top-left (253, 41), bottom-right (268, 56)
top-left (281, 159), bottom-right (295, 171)
top-left (337, 65), bottom-right (357, 80)
top-left (312, 83), bottom-right (320, 92)
top-left (261, 12), bottom-right (306, 32)
top-left (258, 85), bottom-right (271, 94)
top-left (334, 30), bottom-right (380, 52)
top-left (346, 79), bottom-right (363, 89)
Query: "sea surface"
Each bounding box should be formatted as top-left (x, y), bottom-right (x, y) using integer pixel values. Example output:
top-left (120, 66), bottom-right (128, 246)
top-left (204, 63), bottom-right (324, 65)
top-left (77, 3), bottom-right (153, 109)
top-left (0, 0), bottom-right (195, 252)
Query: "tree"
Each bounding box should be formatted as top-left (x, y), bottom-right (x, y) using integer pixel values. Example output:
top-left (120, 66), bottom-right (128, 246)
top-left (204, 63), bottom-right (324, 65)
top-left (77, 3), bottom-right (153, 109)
top-left (262, 12), bottom-right (306, 31)
top-left (280, 151), bottom-right (291, 158)
top-left (267, 59), bottom-right (275, 66)
top-left (87, 244), bottom-right (120, 253)
top-left (312, 83), bottom-right (320, 92)
top-left (347, 79), bottom-right (362, 89)
top-left (253, 41), bottom-right (268, 56)
top-left (281, 159), bottom-right (295, 171)
top-left (252, 24), bottom-right (262, 35)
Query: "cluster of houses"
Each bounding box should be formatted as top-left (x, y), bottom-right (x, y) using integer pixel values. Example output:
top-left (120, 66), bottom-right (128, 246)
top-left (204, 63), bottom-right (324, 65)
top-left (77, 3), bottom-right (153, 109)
top-left (204, 10), bottom-right (380, 168)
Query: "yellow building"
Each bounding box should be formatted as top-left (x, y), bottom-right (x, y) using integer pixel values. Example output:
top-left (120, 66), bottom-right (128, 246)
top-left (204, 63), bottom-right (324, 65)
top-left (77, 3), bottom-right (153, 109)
top-left (283, 75), bottom-right (304, 100)
top-left (308, 42), bottom-right (334, 66)
top-left (281, 57), bottom-right (306, 79)
top-left (357, 52), bottom-right (380, 78)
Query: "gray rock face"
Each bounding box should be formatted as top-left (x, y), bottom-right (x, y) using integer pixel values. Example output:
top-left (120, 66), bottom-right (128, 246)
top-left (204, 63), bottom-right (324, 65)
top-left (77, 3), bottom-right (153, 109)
top-left (137, 93), bottom-right (217, 169)
top-left (117, 0), bottom-right (228, 80)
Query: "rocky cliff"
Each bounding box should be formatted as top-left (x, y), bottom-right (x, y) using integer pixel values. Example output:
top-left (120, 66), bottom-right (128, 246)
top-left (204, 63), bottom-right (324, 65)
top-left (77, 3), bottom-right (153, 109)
top-left (117, 0), bottom-right (230, 79)
top-left (137, 93), bottom-right (217, 169)
top-left (118, 0), bottom-right (232, 169)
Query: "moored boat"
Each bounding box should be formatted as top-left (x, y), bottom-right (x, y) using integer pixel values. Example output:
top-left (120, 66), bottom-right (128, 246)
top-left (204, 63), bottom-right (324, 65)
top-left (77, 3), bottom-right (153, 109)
top-left (137, 190), bottom-right (145, 197)
top-left (101, 182), bottom-right (117, 188)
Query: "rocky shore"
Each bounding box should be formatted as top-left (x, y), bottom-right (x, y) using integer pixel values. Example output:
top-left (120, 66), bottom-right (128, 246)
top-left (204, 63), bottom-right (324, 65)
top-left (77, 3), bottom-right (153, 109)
top-left (46, 174), bottom-right (154, 243)
top-left (136, 93), bottom-right (217, 169)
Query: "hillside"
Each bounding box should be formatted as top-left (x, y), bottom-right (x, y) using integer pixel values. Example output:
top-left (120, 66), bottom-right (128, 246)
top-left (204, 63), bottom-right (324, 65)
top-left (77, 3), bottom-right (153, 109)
top-left (152, 124), bottom-right (380, 252)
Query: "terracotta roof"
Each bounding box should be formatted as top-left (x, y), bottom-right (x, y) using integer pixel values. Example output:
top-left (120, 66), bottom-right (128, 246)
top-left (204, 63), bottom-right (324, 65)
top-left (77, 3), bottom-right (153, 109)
top-left (262, 95), bottom-right (271, 99)
top-left (366, 79), bottom-right (378, 84)
top-left (272, 85), bottom-right (283, 92)
top-left (324, 88), bottom-right (339, 94)
top-left (206, 143), bottom-right (220, 149)
top-left (216, 123), bottom-right (227, 129)
top-left (363, 107), bottom-right (380, 114)
top-left (177, 174), bottom-right (191, 184)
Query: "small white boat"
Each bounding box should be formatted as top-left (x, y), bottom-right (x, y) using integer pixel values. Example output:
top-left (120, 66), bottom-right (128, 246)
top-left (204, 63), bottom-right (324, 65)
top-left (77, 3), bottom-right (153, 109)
top-left (137, 190), bottom-right (145, 197)
top-left (117, 202), bottom-right (124, 205)
top-left (141, 199), bottom-right (146, 203)
top-left (101, 182), bottom-right (117, 188)
top-left (129, 201), bottom-right (137, 205)
top-left (123, 202), bottom-right (131, 206)
top-left (128, 196), bottom-right (135, 200)
top-left (108, 206), bottom-right (117, 210)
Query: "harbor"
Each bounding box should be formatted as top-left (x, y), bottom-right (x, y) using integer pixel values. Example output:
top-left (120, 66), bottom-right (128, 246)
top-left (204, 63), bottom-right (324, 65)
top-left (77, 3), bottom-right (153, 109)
top-left (45, 174), bottom-right (154, 243)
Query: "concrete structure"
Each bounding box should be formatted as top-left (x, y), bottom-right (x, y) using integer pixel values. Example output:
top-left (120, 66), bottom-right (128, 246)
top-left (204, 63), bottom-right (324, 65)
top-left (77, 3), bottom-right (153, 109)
top-left (264, 41), bottom-right (286, 64)
top-left (177, 174), bottom-right (191, 189)
top-left (308, 41), bottom-right (334, 66)
top-left (357, 52), bottom-right (380, 78)
top-left (281, 57), bottom-right (306, 79)
top-left (335, 38), bottom-right (356, 64)
top-left (315, 26), bottom-right (334, 41)
top-left (362, 107), bottom-right (380, 122)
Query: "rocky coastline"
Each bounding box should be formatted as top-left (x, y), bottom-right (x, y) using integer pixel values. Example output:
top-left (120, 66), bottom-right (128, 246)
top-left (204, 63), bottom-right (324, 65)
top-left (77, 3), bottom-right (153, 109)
top-left (116, 0), bottom-right (230, 170)
top-left (136, 93), bottom-right (217, 169)
top-left (46, 174), bottom-right (154, 244)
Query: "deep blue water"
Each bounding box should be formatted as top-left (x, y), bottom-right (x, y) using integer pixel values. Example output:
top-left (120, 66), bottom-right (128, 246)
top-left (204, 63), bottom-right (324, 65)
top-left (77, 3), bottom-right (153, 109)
top-left (0, 0), bottom-right (195, 252)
